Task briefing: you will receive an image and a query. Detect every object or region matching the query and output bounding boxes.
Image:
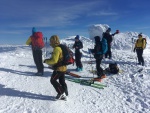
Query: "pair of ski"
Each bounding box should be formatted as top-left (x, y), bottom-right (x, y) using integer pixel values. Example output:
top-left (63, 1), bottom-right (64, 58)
top-left (48, 67), bottom-right (106, 89)
top-left (66, 77), bottom-right (107, 89)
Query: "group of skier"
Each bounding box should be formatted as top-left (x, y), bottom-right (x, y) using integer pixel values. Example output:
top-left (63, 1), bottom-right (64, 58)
top-left (26, 27), bottom-right (146, 100)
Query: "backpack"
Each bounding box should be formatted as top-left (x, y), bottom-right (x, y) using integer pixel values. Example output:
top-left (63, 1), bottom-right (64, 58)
top-left (54, 44), bottom-right (75, 67)
top-left (108, 63), bottom-right (119, 74)
top-left (31, 32), bottom-right (44, 49)
top-left (142, 38), bottom-right (147, 49)
top-left (136, 38), bottom-right (147, 49)
top-left (96, 38), bottom-right (108, 55)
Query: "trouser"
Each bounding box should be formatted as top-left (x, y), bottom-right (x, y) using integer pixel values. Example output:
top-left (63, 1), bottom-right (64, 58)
top-left (136, 49), bottom-right (144, 64)
top-left (96, 55), bottom-right (105, 77)
top-left (32, 49), bottom-right (44, 73)
top-left (105, 45), bottom-right (112, 58)
top-left (75, 52), bottom-right (83, 68)
top-left (50, 71), bottom-right (68, 95)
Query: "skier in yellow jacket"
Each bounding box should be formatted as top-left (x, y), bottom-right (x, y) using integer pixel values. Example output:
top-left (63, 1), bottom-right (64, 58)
top-left (134, 34), bottom-right (146, 66)
top-left (44, 35), bottom-right (68, 100)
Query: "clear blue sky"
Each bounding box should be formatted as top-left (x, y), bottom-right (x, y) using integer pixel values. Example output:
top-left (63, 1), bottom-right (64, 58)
top-left (0, 0), bottom-right (150, 44)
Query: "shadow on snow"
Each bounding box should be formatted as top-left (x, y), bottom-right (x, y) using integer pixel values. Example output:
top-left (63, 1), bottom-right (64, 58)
top-left (0, 67), bottom-right (51, 77)
top-left (0, 84), bottom-right (55, 101)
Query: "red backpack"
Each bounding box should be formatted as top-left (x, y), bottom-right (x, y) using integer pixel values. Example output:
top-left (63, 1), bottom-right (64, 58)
top-left (31, 32), bottom-right (44, 49)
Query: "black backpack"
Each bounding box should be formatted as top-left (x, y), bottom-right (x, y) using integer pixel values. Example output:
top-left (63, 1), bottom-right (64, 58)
top-left (53, 44), bottom-right (75, 67)
top-left (108, 63), bottom-right (119, 74)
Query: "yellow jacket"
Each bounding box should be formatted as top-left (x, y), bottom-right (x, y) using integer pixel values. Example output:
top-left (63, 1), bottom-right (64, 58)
top-left (45, 35), bottom-right (67, 72)
top-left (135, 37), bottom-right (146, 49)
top-left (26, 37), bottom-right (32, 45)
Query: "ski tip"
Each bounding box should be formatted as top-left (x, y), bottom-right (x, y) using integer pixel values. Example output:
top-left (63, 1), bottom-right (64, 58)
top-left (91, 78), bottom-right (103, 82)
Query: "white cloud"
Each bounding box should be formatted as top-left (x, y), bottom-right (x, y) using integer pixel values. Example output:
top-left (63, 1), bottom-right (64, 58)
top-left (0, 0), bottom-right (109, 28)
top-left (88, 11), bottom-right (118, 16)
top-left (136, 27), bottom-right (150, 30)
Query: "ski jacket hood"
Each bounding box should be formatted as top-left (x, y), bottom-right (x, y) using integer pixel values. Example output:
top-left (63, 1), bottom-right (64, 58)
top-left (94, 36), bottom-right (100, 44)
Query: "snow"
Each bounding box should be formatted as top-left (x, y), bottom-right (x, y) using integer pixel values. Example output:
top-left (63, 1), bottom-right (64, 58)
top-left (0, 25), bottom-right (150, 113)
top-left (88, 24), bottom-right (109, 40)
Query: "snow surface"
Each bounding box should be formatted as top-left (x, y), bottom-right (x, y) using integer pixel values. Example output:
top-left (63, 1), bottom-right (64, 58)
top-left (0, 25), bottom-right (150, 113)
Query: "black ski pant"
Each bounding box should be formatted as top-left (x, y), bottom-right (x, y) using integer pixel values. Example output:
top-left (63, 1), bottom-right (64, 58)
top-left (75, 52), bottom-right (83, 68)
top-left (136, 48), bottom-right (144, 64)
top-left (50, 71), bottom-right (68, 95)
top-left (105, 44), bottom-right (112, 59)
top-left (32, 49), bottom-right (44, 73)
top-left (96, 55), bottom-right (105, 77)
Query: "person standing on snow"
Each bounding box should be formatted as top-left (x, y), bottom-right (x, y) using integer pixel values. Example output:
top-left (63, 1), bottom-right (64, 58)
top-left (72, 35), bottom-right (83, 71)
top-left (90, 36), bottom-right (106, 80)
top-left (44, 35), bottom-right (68, 100)
top-left (26, 27), bottom-right (44, 76)
top-left (134, 34), bottom-right (146, 66)
top-left (103, 28), bottom-right (113, 59)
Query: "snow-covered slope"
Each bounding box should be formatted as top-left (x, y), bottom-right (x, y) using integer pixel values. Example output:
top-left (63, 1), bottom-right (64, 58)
top-left (0, 27), bottom-right (150, 113)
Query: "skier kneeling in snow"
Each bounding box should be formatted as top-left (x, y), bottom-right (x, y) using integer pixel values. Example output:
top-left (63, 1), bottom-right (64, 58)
top-left (44, 35), bottom-right (68, 100)
top-left (89, 36), bottom-right (107, 80)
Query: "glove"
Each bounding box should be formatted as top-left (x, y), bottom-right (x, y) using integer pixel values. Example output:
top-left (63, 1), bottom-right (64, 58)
top-left (43, 59), bottom-right (48, 63)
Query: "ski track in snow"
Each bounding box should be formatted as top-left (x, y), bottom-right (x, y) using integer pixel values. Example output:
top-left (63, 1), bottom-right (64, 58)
top-left (0, 43), bottom-right (150, 113)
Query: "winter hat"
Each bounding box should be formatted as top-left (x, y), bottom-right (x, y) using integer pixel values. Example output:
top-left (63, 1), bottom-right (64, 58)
top-left (138, 34), bottom-right (142, 37)
top-left (106, 28), bottom-right (111, 32)
top-left (75, 35), bottom-right (80, 40)
top-left (94, 36), bottom-right (100, 43)
top-left (116, 30), bottom-right (119, 34)
top-left (32, 27), bottom-right (37, 34)
top-left (49, 35), bottom-right (60, 47)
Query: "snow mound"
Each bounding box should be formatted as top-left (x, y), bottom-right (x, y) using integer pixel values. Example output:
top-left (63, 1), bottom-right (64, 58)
top-left (88, 24), bottom-right (109, 40)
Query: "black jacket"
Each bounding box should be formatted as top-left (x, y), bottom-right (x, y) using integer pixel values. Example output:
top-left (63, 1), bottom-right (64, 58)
top-left (73, 40), bottom-right (83, 53)
top-left (103, 32), bottom-right (113, 44)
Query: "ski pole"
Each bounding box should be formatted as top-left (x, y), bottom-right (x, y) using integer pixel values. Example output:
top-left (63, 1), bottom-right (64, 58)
top-left (89, 51), bottom-right (94, 83)
top-left (43, 37), bottom-right (47, 59)
top-left (131, 37), bottom-right (134, 52)
top-left (45, 37), bottom-right (47, 57)
top-left (136, 57), bottom-right (138, 65)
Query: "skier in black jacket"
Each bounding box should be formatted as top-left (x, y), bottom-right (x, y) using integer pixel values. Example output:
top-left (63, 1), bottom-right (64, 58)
top-left (73, 35), bottom-right (83, 71)
top-left (103, 28), bottom-right (113, 59)
top-left (93, 36), bottom-right (106, 79)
